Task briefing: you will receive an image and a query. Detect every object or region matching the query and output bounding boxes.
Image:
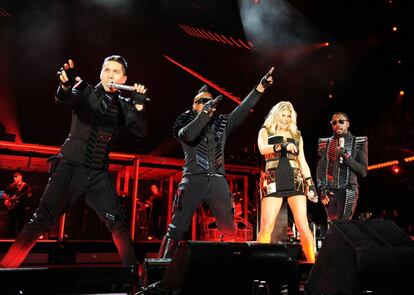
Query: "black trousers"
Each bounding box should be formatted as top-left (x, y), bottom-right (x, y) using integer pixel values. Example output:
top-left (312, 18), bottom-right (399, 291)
top-left (324, 188), bottom-right (359, 221)
top-left (0, 161), bottom-right (137, 268)
top-left (166, 175), bottom-right (236, 241)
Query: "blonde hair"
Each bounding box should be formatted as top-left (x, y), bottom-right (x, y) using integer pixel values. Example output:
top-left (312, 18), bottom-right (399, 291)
top-left (262, 101), bottom-right (301, 140)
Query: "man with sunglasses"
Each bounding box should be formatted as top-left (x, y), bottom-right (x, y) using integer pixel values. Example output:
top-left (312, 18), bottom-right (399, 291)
top-left (158, 67), bottom-right (274, 258)
top-left (316, 112), bottom-right (368, 222)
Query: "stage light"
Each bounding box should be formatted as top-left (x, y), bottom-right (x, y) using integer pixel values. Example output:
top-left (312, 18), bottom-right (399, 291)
top-left (392, 165), bottom-right (400, 174)
top-left (178, 24), bottom-right (253, 50)
top-left (399, 90), bottom-right (404, 96)
top-left (392, 26), bottom-right (398, 32)
top-left (368, 160), bottom-right (399, 170)
top-left (404, 156), bottom-right (414, 163)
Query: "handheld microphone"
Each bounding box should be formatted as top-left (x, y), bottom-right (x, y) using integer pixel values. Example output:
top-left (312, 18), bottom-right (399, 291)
top-left (107, 82), bottom-right (151, 101)
top-left (211, 95), bottom-right (223, 107)
top-left (339, 137), bottom-right (344, 164)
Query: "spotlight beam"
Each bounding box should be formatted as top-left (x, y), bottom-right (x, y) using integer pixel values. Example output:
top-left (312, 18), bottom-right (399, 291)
top-left (163, 54), bottom-right (241, 104)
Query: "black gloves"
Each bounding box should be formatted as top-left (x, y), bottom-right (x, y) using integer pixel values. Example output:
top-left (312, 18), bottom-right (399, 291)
top-left (260, 69), bottom-right (273, 89)
top-left (202, 95), bottom-right (222, 113)
top-left (131, 91), bottom-right (147, 105)
top-left (58, 66), bottom-right (78, 88)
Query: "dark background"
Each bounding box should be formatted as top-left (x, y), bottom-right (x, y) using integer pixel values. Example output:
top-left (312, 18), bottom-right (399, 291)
top-left (0, 0), bottom-right (413, 234)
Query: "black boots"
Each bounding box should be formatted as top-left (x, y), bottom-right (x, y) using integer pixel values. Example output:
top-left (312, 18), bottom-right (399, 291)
top-left (157, 236), bottom-right (179, 258)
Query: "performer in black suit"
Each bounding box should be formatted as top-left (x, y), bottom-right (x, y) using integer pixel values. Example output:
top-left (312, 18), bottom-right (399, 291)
top-left (158, 67), bottom-right (274, 258)
top-left (0, 55), bottom-right (148, 269)
top-left (317, 112), bottom-right (368, 221)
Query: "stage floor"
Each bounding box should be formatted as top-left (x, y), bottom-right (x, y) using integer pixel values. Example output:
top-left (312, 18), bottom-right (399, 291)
top-left (0, 239), bottom-right (310, 295)
top-left (0, 262), bottom-right (313, 295)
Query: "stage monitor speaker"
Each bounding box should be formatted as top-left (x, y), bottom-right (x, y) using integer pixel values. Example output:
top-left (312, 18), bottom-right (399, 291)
top-left (141, 258), bottom-right (172, 288)
top-left (161, 241), bottom-right (298, 295)
top-left (305, 219), bottom-right (414, 295)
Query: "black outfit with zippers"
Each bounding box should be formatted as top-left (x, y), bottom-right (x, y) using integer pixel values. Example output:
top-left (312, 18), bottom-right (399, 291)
top-left (316, 132), bottom-right (368, 221)
top-left (157, 88), bottom-right (263, 258)
top-left (0, 81), bottom-right (147, 268)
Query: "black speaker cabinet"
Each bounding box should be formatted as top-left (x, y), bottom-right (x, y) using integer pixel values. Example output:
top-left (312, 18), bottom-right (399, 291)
top-left (141, 258), bottom-right (172, 288)
top-left (161, 241), bottom-right (299, 295)
top-left (306, 219), bottom-right (414, 295)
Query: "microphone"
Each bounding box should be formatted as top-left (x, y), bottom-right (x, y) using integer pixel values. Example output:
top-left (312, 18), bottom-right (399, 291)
top-left (211, 95), bottom-right (223, 107)
top-left (339, 137), bottom-right (344, 164)
top-left (107, 82), bottom-right (151, 101)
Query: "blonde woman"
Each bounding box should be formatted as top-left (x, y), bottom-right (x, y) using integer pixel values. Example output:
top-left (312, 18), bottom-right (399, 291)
top-left (257, 101), bottom-right (317, 263)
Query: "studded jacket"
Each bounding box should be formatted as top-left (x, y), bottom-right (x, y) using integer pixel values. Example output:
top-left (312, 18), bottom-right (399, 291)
top-left (316, 132), bottom-right (368, 191)
top-left (173, 89), bottom-right (262, 176)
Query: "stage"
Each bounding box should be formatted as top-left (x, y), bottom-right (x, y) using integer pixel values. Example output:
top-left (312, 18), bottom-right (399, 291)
top-left (2, 219), bottom-right (414, 295)
top-left (0, 239), bottom-right (311, 295)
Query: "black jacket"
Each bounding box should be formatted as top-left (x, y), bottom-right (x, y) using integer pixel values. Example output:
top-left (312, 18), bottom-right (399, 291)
top-left (317, 132), bottom-right (368, 190)
top-left (173, 88), bottom-right (262, 176)
top-left (55, 81), bottom-right (147, 169)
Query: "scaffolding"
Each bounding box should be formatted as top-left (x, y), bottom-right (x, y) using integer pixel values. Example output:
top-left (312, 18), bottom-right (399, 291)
top-left (0, 141), bottom-right (261, 241)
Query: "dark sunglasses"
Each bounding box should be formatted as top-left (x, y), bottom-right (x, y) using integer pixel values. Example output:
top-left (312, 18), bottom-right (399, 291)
top-left (331, 119), bottom-right (348, 125)
top-left (195, 97), bottom-right (212, 104)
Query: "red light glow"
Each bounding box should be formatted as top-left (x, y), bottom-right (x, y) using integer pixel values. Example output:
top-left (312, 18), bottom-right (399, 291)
top-left (392, 165), bottom-right (400, 174)
top-left (163, 54), bottom-right (242, 105)
top-left (179, 24), bottom-right (254, 50)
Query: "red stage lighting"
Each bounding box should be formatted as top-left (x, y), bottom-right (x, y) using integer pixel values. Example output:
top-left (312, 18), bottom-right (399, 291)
top-left (392, 165), bottom-right (400, 174)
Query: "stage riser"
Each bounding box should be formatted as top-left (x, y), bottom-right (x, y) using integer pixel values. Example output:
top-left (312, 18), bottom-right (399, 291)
top-left (0, 253), bottom-right (49, 264)
top-left (0, 240), bottom-right (161, 265)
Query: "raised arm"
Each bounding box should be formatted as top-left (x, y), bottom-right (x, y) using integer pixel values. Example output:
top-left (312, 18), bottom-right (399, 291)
top-left (227, 67), bottom-right (274, 133)
top-left (55, 59), bottom-right (83, 106)
top-left (122, 86), bottom-right (148, 138)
